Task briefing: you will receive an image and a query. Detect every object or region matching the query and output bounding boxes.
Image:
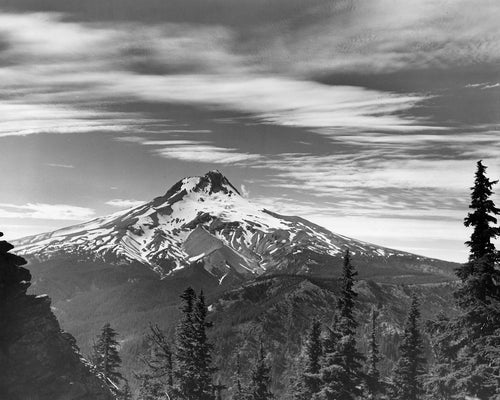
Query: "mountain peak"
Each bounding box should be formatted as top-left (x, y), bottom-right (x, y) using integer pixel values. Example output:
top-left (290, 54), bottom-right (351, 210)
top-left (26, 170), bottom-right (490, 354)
top-left (198, 170), bottom-right (241, 196)
top-left (160, 170), bottom-right (240, 204)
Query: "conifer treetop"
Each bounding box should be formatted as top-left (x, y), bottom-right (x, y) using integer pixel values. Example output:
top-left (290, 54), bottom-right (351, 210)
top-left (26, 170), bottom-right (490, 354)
top-left (337, 249), bottom-right (358, 335)
top-left (464, 160), bottom-right (500, 263)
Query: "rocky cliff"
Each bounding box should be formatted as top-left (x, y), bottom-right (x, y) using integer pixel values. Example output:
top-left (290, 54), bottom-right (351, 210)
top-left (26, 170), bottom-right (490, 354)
top-left (0, 232), bottom-right (114, 400)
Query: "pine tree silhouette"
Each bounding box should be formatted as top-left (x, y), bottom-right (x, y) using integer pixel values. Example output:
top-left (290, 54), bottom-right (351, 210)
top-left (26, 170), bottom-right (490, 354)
top-left (174, 287), bottom-right (217, 400)
top-left (463, 160), bottom-right (500, 263)
top-left (294, 320), bottom-right (322, 399)
top-left (193, 290), bottom-right (218, 400)
top-left (391, 295), bottom-right (426, 400)
top-left (249, 343), bottom-right (274, 400)
top-left (365, 308), bottom-right (382, 399)
top-left (91, 322), bottom-right (124, 391)
top-left (458, 160), bottom-right (500, 303)
top-left (315, 250), bottom-right (363, 400)
top-left (174, 287), bottom-right (198, 399)
top-left (426, 161), bottom-right (500, 400)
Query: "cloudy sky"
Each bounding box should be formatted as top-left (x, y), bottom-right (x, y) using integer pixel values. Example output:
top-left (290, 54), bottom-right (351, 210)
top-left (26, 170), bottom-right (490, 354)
top-left (0, 0), bottom-right (499, 262)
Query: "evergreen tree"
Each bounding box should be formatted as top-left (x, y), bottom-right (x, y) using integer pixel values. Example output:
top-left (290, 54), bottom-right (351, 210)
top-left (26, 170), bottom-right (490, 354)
top-left (426, 161), bottom-right (500, 399)
top-left (193, 290), bottom-right (218, 399)
top-left (174, 287), bottom-right (216, 400)
top-left (365, 308), bottom-right (382, 399)
top-left (338, 250), bottom-right (358, 335)
top-left (425, 312), bottom-right (464, 400)
top-left (295, 320), bottom-right (322, 399)
top-left (91, 322), bottom-right (124, 391)
top-left (249, 343), bottom-right (273, 400)
top-left (458, 160), bottom-right (500, 303)
top-left (315, 250), bottom-right (363, 400)
top-left (463, 160), bottom-right (500, 264)
top-left (391, 295), bottom-right (426, 400)
top-left (337, 250), bottom-right (364, 386)
top-left (313, 318), bottom-right (343, 400)
top-left (174, 287), bottom-right (198, 399)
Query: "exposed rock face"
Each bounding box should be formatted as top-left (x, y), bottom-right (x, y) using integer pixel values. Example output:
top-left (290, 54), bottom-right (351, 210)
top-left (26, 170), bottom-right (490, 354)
top-left (0, 232), bottom-right (114, 400)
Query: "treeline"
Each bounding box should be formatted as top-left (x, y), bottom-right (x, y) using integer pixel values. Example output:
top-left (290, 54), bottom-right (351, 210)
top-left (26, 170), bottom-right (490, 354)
top-left (91, 160), bottom-right (500, 400)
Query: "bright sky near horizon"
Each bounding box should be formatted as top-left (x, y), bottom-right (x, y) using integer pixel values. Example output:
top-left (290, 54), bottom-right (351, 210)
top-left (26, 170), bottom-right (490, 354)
top-left (0, 0), bottom-right (499, 263)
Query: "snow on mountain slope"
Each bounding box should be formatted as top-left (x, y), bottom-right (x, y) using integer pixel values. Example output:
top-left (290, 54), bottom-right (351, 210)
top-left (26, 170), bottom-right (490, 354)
top-left (13, 171), bottom-right (455, 281)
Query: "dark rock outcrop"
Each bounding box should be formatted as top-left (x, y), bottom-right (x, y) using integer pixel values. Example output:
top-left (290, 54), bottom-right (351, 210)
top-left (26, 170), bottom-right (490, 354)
top-left (0, 232), bottom-right (114, 400)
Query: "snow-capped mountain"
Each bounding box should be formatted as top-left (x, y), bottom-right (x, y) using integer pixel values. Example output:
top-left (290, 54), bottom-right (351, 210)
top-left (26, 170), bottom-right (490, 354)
top-left (14, 171), bottom-right (456, 283)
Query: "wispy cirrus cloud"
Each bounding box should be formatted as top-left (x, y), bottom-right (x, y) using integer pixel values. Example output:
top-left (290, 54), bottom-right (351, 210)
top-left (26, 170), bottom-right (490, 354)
top-left (105, 199), bottom-right (145, 209)
top-left (117, 137), bottom-right (262, 164)
top-left (264, 0), bottom-right (500, 75)
top-left (466, 82), bottom-right (500, 90)
top-left (256, 153), bottom-right (500, 194)
top-left (0, 203), bottom-right (95, 220)
top-left (46, 163), bottom-right (74, 169)
top-left (0, 102), bottom-right (147, 137)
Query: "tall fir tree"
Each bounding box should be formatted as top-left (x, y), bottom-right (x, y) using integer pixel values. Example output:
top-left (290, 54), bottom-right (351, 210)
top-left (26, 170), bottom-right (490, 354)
top-left (427, 161), bottom-right (500, 399)
top-left (458, 160), bottom-right (500, 303)
top-left (338, 250), bottom-right (358, 335)
top-left (174, 287), bottom-right (198, 399)
top-left (365, 308), bottom-right (382, 399)
top-left (463, 160), bottom-right (500, 264)
top-left (314, 251), bottom-right (364, 400)
top-left (91, 322), bottom-right (124, 391)
top-left (174, 287), bottom-right (217, 400)
top-left (425, 312), bottom-right (463, 400)
top-left (193, 290), bottom-right (218, 400)
top-left (313, 317), bottom-right (343, 400)
top-left (457, 161), bottom-right (500, 399)
top-left (391, 295), bottom-right (426, 400)
top-left (249, 343), bottom-right (273, 400)
top-left (294, 320), bottom-right (322, 399)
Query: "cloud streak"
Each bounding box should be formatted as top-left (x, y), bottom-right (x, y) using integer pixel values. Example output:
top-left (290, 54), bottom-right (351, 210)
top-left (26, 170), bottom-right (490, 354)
top-left (105, 199), bottom-right (145, 209)
top-left (0, 203), bottom-right (95, 220)
top-left (117, 137), bottom-right (262, 164)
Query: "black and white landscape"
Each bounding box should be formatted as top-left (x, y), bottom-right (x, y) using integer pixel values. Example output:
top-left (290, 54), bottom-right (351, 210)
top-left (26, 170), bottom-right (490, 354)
top-left (0, 1), bottom-right (499, 400)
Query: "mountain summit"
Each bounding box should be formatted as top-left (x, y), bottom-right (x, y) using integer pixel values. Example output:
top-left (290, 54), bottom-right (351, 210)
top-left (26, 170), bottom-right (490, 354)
top-left (158, 170), bottom-right (241, 201)
top-left (14, 171), bottom-right (456, 284)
